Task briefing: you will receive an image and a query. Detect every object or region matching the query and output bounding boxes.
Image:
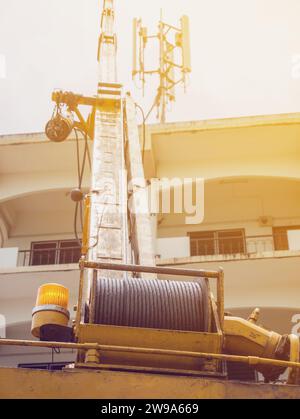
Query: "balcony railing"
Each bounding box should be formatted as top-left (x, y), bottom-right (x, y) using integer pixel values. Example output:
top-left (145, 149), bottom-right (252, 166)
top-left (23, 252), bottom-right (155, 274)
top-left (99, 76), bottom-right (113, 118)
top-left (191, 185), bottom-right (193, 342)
top-left (246, 235), bottom-right (275, 254)
top-left (190, 233), bottom-right (292, 258)
top-left (17, 247), bottom-right (81, 267)
top-left (5, 233), bottom-right (297, 268)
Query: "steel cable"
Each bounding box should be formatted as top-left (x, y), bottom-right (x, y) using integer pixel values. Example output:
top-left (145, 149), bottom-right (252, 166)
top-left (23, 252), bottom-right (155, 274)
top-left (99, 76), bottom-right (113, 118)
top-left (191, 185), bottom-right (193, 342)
top-left (92, 276), bottom-right (210, 332)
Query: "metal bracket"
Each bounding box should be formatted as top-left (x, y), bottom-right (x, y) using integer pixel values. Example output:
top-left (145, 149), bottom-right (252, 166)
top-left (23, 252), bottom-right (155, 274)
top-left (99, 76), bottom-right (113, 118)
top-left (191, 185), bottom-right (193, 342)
top-left (288, 334), bottom-right (300, 385)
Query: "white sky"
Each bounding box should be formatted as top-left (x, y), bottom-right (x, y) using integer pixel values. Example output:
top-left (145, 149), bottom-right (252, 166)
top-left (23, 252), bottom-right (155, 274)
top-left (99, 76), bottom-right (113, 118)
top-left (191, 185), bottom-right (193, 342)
top-left (1, 0), bottom-right (300, 134)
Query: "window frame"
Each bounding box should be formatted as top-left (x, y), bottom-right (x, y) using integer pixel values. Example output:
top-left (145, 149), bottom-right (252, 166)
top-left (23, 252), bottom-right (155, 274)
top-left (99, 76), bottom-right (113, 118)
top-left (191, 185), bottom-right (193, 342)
top-left (273, 226), bottom-right (300, 251)
top-left (30, 239), bottom-right (81, 266)
top-left (189, 228), bottom-right (246, 257)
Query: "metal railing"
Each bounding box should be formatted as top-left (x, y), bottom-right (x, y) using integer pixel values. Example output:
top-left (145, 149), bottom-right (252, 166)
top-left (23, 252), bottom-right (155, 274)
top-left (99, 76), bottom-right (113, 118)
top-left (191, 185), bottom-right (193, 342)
top-left (17, 247), bottom-right (81, 267)
top-left (11, 233), bottom-right (295, 267)
top-left (190, 233), bottom-right (290, 258)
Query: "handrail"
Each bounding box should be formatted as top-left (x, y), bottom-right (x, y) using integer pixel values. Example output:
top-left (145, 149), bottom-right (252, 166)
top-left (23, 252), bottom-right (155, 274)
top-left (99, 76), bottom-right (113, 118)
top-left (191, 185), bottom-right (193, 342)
top-left (1, 338), bottom-right (300, 372)
top-left (19, 247), bottom-right (81, 253)
top-left (14, 232), bottom-right (291, 267)
top-left (190, 232), bottom-right (288, 257)
top-left (17, 246), bottom-right (81, 267)
top-left (82, 260), bottom-right (221, 278)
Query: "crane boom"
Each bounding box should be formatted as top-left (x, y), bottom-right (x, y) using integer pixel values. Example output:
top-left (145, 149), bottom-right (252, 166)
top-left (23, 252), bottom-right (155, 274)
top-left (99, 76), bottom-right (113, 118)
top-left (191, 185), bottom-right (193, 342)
top-left (89, 0), bottom-right (128, 295)
top-left (88, 0), bottom-right (157, 320)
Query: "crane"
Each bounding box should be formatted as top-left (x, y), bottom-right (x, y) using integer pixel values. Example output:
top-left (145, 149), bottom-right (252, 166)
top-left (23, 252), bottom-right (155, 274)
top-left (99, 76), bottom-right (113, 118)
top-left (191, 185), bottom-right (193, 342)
top-left (0, 0), bottom-right (300, 399)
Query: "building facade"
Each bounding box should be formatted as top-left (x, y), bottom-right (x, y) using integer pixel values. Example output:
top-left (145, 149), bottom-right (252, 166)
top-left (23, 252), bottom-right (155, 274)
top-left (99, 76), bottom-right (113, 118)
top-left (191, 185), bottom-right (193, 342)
top-left (1, 112), bottom-right (300, 367)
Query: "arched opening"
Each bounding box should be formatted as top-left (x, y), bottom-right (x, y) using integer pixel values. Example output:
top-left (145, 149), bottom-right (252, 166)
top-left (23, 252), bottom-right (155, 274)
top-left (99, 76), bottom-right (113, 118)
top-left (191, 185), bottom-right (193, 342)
top-left (0, 188), bottom-right (88, 268)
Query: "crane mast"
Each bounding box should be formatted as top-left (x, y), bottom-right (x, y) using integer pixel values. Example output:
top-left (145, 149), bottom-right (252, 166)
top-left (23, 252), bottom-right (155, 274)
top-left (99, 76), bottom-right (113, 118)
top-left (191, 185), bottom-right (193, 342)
top-left (98, 0), bottom-right (117, 83)
top-left (89, 0), bottom-right (128, 295)
top-left (88, 0), bottom-right (157, 320)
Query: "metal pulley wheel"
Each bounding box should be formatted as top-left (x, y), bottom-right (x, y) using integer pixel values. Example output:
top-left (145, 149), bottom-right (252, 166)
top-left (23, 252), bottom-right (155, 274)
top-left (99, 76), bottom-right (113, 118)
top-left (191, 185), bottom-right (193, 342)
top-left (45, 114), bottom-right (74, 142)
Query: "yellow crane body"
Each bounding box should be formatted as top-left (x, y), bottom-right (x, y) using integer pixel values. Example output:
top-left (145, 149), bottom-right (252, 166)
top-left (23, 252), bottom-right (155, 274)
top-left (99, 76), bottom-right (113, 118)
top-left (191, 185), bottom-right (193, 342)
top-left (1, 366), bottom-right (300, 400)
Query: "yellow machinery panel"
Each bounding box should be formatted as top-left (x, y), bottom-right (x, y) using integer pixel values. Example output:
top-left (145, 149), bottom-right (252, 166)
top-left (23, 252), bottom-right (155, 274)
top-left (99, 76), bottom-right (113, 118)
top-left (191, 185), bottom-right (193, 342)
top-left (77, 323), bottom-right (223, 374)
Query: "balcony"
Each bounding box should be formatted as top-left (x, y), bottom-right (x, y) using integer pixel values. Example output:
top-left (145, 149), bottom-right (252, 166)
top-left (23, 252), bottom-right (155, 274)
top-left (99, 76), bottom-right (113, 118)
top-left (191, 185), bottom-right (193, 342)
top-left (190, 234), bottom-right (272, 257)
top-left (0, 240), bottom-right (81, 270)
top-left (17, 245), bottom-right (81, 267)
top-left (0, 229), bottom-right (298, 272)
top-left (156, 231), bottom-right (300, 263)
top-left (0, 232), bottom-right (296, 271)
top-left (190, 232), bottom-right (299, 258)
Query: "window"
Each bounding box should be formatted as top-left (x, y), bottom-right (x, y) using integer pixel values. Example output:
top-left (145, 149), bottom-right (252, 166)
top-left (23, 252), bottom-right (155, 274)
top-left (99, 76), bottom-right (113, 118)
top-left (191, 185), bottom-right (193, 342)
top-left (190, 231), bottom-right (215, 256)
top-left (189, 229), bottom-right (245, 257)
top-left (59, 240), bottom-right (81, 264)
top-left (30, 240), bottom-right (81, 266)
top-left (30, 241), bottom-right (57, 266)
top-left (273, 226), bottom-right (300, 251)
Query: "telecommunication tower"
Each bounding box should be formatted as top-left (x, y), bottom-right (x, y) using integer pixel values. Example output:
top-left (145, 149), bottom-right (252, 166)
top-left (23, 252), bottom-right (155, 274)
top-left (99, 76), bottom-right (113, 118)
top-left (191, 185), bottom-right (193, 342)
top-left (132, 11), bottom-right (192, 123)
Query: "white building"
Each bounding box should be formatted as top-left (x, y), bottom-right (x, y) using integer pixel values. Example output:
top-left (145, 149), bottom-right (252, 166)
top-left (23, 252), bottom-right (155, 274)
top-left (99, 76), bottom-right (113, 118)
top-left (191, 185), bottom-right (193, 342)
top-left (1, 112), bottom-right (300, 368)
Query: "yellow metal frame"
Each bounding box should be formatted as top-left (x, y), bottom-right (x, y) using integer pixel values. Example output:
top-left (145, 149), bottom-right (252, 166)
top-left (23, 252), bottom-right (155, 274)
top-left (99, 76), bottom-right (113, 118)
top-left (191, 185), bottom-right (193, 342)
top-left (74, 261), bottom-right (224, 374)
top-left (288, 334), bottom-right (300, 385)
top-left (81, 195), bottom-right (91, 257)
top-left (76, 260), bottom-right (225, 335)
top-left (76, 323), bottom-right (223, 374)
top-left (50, 87), bottom-right (122, 141)
top-left (1, 339), bottom-right (300, 373)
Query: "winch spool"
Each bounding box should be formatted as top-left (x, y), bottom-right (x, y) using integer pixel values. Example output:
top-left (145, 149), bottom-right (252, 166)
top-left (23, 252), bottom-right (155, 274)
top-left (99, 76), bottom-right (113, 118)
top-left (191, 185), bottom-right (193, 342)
top-left (91, 277), bottom-right (211, 332)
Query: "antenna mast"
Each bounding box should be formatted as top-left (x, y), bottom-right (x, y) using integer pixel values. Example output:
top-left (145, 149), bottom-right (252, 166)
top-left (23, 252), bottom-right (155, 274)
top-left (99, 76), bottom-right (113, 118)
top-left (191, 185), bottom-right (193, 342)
top-left (133, 11), bottom-right (192, 123)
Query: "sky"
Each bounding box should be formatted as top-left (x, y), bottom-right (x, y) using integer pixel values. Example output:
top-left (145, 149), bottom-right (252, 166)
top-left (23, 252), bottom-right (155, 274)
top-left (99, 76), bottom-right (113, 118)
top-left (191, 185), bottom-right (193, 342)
top-left (1, 0), bottom-right (300, 134)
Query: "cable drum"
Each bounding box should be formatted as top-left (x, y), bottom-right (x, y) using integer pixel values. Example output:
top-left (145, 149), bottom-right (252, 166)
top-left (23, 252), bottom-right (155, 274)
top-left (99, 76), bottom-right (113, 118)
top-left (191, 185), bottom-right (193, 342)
top-left (92, 277), bottom-right (211, 332)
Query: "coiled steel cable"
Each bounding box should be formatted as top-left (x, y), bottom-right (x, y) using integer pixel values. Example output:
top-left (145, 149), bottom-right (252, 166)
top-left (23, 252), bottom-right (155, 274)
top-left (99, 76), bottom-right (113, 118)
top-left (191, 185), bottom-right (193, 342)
top-left (92, 277), bottom-right (210, 332)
